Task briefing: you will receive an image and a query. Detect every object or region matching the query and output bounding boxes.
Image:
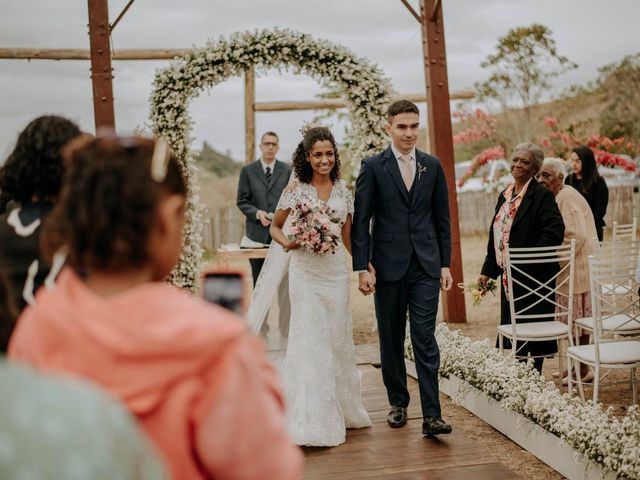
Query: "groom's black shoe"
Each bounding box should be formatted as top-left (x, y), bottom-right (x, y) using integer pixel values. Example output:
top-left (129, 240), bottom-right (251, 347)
top-left (422, 417), bottom-right (452, 436)
top-left (387, 406), bottom-right (408, 428)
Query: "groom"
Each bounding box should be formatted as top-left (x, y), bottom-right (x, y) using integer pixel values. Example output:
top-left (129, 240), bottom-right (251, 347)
top-left (352, 99), bottom-right (453, 436)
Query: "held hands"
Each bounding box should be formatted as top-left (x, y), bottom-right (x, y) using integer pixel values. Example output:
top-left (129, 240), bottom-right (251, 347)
top-left (440, 267), bottom-right (453, 291)
top-left (358, 263), bottom-right (377, 296)
top-left (258, 210), bottom-right (273, 227)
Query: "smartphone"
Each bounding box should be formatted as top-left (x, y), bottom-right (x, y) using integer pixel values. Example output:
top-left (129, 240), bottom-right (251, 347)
top-left (202, 271), bottom-right (244, 314)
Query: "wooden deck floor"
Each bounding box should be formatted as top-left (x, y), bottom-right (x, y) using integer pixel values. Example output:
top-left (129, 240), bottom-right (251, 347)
top-left (303, 344), bottom-right (519, 479)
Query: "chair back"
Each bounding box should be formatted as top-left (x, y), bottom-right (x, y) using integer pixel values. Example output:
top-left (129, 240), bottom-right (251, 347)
top-left (504, 240), bottom-right (575, 333)
top-left (612, 217), bottom-right (637, 242)
top-left (588, 251), bottom-right (640, 357)
top-left (592, 239), bottom-right (639, 313)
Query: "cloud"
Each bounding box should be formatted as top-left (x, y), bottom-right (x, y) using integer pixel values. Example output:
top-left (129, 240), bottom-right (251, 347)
top-left (1, 0), bottom-right (639, 161)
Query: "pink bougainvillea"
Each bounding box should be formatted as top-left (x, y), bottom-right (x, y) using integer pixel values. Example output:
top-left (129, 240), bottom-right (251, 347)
top-left (539, 117), bottom-right (637, 172)
top-left (457, 146), bottom-right (507, 187)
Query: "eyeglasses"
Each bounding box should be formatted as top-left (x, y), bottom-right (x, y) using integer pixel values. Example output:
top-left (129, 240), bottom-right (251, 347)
top-left (261, 142), bottom-right (278, 147)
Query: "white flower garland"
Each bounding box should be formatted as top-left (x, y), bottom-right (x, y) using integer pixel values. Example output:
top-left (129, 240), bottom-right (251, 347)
top-left (405, 325), bottom-right (640, 479)
top-left (149, 28), bottom-right (392, 289)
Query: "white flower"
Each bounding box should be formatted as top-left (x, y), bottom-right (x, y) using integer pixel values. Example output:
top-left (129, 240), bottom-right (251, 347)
top-left (409, 325), bottom-right (640, 479)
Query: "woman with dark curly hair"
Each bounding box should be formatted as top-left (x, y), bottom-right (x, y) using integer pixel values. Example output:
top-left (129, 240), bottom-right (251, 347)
top-left (259, 125), bottom-right (371, 447)
top-left (0, 262), bottom-right (17, 353)
top-left (565, 145), bottom-right (609, 241)
top-left (0, 115), bottom-right (81, 313)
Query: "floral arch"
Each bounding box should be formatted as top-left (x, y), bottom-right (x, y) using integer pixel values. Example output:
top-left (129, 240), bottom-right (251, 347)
top-left (150, 28), bottom-right (392, 289)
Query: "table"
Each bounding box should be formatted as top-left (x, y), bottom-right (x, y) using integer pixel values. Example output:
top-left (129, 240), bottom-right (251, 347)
top-left (216, 245), bottom-right (269, 268)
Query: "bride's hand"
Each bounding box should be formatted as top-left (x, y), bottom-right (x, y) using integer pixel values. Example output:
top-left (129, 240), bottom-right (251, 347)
top-left (358, 271), bottom-right (375, 296)
top-left (284, 241), bottom-right (300, 252)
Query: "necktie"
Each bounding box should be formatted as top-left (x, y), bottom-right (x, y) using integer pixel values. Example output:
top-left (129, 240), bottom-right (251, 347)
top-left (399, 155), bottom-right (414, 190)
top-left (265, 166), bottom-right (272, 184)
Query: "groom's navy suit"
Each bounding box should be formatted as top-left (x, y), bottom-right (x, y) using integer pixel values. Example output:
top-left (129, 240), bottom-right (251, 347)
top-left (352, 146), bottom-right (451, 419)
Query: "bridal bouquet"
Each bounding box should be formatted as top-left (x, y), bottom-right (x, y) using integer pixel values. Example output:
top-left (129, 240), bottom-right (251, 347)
top-left (458, 279), bottom-right (497, 306)
top-left (288, 202), bottom-right (342, 255)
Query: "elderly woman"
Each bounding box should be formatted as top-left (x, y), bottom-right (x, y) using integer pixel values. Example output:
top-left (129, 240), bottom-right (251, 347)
top-left (478, 143), bottom-right (565, 373)
top-left (538, 157), bottom-right (597, 381)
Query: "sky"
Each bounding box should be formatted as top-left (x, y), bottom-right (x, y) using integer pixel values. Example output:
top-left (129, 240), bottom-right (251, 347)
top-left (1, 0), bottom-right (639, 162)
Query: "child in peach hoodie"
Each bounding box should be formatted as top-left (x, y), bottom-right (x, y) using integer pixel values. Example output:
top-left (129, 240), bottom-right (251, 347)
top-left (9, 136), bottom-right (303, 480)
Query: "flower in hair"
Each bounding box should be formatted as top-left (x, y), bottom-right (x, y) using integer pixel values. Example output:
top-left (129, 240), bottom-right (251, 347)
top-left (299, 120), bottom-right (333, 137)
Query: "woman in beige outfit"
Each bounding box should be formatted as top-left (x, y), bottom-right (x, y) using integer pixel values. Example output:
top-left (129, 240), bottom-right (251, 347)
top-left (538, 157), bottom-right (597, 381)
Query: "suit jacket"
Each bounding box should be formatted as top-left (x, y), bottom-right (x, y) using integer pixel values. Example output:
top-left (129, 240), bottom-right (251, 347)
top-left (237, 160), bottom-right (291, 244)
top-left (352, 146), bottom-right (451, 282)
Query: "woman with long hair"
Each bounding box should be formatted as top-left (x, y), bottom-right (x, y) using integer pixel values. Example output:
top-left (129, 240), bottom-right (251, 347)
top-left (0, 115), bottom-right (82, 314)
top-left (565, 145), bottom-right (609, 241)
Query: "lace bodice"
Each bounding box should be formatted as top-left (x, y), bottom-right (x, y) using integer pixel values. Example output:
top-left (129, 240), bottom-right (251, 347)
top-left (277, 179), bottom-right (354, 227)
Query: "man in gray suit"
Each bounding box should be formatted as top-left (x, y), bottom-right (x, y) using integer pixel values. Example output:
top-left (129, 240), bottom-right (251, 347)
top-left (237, 131), bottom-right (291, 334)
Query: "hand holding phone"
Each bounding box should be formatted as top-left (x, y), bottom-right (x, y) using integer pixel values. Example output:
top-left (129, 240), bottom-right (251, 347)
top-left (202, 271), bottom-right (245, 314)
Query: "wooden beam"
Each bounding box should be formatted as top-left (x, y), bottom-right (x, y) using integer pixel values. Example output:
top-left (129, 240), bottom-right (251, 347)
top-left (87, 0), bottom-right (115, 131)
top-left (0, 48), bottom-right (192, 60)
top-left (109, 0), bottom-right (135, 32)
top-left (244, 67), bottom-right (256, 164)
top-left (254, 91), bottom-right (474, 112)
top-left (420, 0), bottom-right (466, 323)
top-left (399, 0), bottom-right (423, 23)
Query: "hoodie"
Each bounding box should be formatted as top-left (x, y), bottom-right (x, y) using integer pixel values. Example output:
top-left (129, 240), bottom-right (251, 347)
top-left (9, 268), bottom-right (303, 480)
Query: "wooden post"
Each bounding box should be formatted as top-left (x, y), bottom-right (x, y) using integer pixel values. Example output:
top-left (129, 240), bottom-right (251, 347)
top-left (420, 0), bottom-right (466, 322)
top-left (87, 0), bottom-right (115, 131)
top-left (244, 66), bottom-right (256, 164)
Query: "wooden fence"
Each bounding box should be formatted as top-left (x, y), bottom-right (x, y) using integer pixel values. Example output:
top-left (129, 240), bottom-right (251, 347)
top-left (204, 185), bottom-right (640, 250)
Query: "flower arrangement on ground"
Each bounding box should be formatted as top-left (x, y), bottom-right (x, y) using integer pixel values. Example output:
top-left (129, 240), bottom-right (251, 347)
top-left (405, 325), bottom-right (640, 479)
top-left (288, 202), bottom-right (341, 255)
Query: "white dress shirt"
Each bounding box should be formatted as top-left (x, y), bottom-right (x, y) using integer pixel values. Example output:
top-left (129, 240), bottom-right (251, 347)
top-left (260, 158), bottom-right (276, 175)
top-left (390, 144), bottom-right (417, 179)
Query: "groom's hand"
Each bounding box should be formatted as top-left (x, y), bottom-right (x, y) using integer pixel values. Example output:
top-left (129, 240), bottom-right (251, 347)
top-left (358, 271), bottom-right (375, 296)
top-left (367, 262), bottom-right (376, 283)
top-left (440, 267), bottom-right (453, 291)
top-left (257, 210), bottom-right (272, 227)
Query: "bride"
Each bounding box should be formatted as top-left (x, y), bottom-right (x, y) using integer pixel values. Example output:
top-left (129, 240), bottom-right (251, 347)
top-left (248, 125), bottom-right (371, 447)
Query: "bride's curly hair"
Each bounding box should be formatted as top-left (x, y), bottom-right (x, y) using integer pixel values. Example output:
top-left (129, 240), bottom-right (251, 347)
top-left (292, 126), bottom-right (341, 183)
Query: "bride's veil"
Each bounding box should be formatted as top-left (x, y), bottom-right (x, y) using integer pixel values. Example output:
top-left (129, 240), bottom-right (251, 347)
top-left (246, 174), bottom-right (296, 336)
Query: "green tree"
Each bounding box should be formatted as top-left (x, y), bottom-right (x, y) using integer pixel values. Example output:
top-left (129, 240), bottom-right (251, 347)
top-left (597, 52), bottom-right (640, 140)
top-left (193, 142), bottom-right (241, 177)
top-left (477, 24), bottom-right (577, 142)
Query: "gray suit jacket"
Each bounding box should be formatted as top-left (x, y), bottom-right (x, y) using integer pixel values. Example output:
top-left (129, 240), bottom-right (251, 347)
top-left (237, 159), bottom-right (291, 244)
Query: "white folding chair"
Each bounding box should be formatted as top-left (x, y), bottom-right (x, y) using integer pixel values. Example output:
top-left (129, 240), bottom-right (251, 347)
top-left (574, 240), bottom-right (640, 337)
top-left (568, 252), bottom-right (640, 403)
top-left (612, 217), bottom-right (637, 242)
top-left (499, 241), bottom-right (575, 383)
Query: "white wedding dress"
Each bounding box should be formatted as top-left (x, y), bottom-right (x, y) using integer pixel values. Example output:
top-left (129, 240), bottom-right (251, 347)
top-left (250, 179), bottom-right (371, 447)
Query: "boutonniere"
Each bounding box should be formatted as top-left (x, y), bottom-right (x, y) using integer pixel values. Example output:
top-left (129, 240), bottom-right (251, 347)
top-left (417, 163), bottom-right (427, 180)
